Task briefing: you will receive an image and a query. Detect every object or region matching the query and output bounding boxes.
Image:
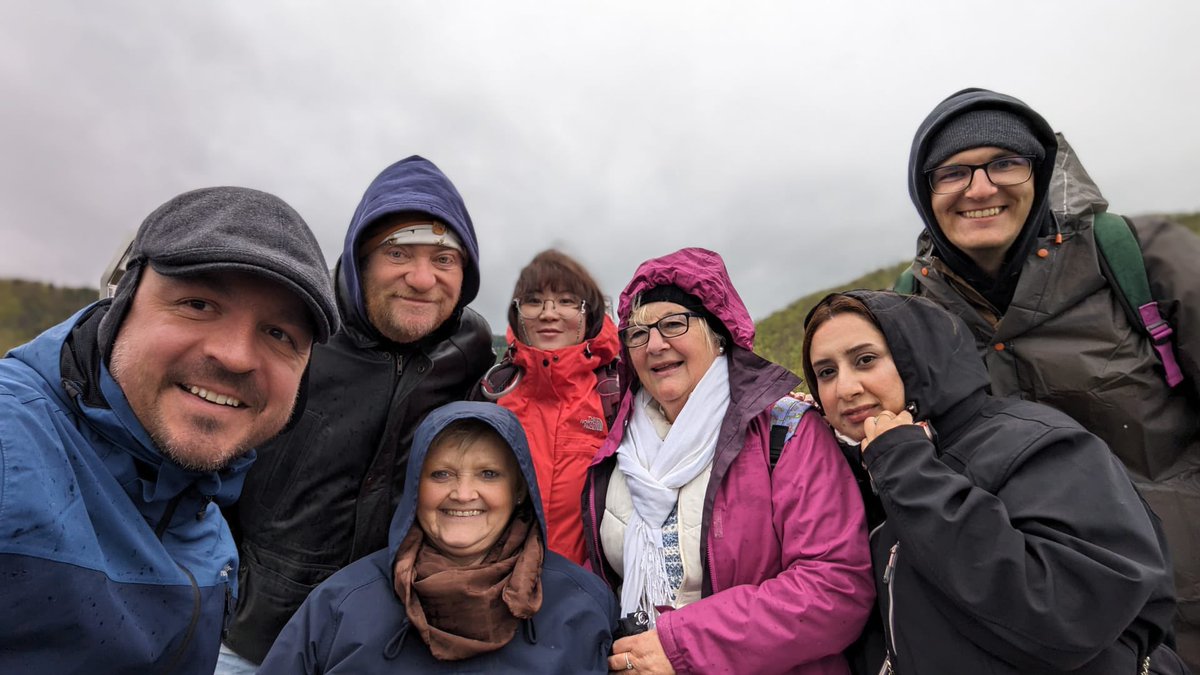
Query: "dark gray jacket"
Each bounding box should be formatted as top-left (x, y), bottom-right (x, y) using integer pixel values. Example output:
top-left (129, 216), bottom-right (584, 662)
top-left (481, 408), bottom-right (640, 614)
top-left (852, 290), bottom-right (1175, 673)
top-left (903, 88), bottom-right (1200, 665)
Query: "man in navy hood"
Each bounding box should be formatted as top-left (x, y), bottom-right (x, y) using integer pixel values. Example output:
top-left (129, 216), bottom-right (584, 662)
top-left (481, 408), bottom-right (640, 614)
top-left (221, 156), bottom-right (495, 669)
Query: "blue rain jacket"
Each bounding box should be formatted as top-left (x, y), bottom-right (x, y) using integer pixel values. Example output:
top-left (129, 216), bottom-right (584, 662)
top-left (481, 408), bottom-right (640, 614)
top-left (0, 306), bottom-right (252, 674)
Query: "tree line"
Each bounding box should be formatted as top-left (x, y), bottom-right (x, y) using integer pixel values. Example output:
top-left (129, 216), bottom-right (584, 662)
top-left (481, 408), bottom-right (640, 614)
top-left (4, 210), bottom-right (1197, 365)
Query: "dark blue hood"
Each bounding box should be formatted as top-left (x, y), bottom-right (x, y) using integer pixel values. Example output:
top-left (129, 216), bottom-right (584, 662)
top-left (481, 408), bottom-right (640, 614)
top-left (338, 156), bottom-right (481, 333)
top-left (387, 401), bottom-right (546, 561)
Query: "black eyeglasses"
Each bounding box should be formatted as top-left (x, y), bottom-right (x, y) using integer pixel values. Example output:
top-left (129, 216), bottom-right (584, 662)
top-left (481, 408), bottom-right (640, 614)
top-left (619, 312), bottom-right (704, 348)
top-left (925, 155), bottom-right (1035, 194)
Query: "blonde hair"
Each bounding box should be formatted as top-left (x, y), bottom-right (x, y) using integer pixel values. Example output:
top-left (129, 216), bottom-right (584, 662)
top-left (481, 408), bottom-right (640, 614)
top-left (628, 300), bottom-right (724, 357)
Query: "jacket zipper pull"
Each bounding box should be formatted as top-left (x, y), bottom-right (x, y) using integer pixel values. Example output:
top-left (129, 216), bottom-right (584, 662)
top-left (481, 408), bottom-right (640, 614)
top-left (882, 543), bottom-right (899, 585)
top-left (196, 494), bottom-right (214, 520)
top-left (220, 564), bottom-right (235, 638)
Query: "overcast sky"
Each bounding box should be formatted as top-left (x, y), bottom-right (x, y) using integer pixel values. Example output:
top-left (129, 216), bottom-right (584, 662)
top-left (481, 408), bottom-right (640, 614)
top-left (3, 1), bottom-right (1198, 333)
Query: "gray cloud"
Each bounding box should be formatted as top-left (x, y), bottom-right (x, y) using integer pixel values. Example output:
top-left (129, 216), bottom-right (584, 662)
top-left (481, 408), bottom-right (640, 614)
top-left (3, 1), bottom-right (1198, 333)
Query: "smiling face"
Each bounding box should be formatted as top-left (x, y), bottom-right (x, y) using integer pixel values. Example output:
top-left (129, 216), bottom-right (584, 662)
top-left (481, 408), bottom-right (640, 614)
top-left (110, 267), bottom-right (313, 471)
top-left (807, 313), bottom-right (906, 443)
top-left (518, 286), bottom-right (586, 351)
top-left (416, 429), bottom-right (526, 566)
top-left (360, 218), bottom-right (464, 344)
top-left (929, 146), bottom-right (1035, 277)
top-left (627, 301), bottom-right (720, 423)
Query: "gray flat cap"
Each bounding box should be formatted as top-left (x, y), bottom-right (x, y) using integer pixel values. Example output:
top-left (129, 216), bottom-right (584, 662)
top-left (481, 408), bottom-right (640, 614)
top-left (130, 186), bottom-right (338, 342)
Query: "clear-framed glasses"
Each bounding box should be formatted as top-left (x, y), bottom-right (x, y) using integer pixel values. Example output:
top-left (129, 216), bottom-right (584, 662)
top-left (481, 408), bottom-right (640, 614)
top-left (514, 295), bottom-right (585, 319)
top-left (619, 312), bottom-right (704, 348)
top-left (925, 155), bottom-right (1035, 194)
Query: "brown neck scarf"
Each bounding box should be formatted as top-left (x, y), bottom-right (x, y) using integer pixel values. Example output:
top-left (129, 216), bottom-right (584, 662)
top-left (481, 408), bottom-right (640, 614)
top-left (392, 510), bottom-right (544, 661)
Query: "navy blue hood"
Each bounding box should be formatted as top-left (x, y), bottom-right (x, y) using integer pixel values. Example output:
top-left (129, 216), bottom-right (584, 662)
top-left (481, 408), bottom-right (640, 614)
top-left (387, 401), bottom-right (546, 561)
top-left (908, 88), bottom-right (1059, 309)
top-left (338, 156), bottom-right (481, 333)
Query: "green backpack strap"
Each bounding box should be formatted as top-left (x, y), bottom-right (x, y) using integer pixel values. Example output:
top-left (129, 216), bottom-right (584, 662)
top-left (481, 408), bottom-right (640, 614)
top-left (1092, 212), bottom-right (1184, 387)
top-left (1094, 212), bottom-right (1153, 308)
top-left (893, 266), bottom-right (917, 295)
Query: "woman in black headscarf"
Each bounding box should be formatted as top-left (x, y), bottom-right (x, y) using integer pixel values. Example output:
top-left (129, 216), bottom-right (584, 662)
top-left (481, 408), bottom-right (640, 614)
top-left (801, 290), bottom-right (1182, 674)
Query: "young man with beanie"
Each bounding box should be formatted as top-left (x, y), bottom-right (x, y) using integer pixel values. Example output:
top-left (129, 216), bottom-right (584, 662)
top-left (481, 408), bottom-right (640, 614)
top-left (0, 187), bottom-right (339, 674)
top-left (902, 87), bottom-right (1200, 669)
top-left (219, 156), bottom-right (495, 670)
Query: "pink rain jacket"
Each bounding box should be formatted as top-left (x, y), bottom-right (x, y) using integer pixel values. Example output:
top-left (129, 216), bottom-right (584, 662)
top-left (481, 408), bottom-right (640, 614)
top-left (582, 248), bottom-right (875, 674)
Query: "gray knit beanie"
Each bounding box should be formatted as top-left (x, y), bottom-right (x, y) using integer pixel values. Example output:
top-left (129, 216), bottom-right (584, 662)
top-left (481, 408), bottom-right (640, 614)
top-left (98, 187), bottom-right (339, 358)
top-left (923, 109), bottom-right (1046, 171)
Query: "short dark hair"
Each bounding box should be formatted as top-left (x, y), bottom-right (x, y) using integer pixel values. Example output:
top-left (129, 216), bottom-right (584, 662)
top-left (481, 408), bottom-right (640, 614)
top-left (507, 249), bottom-right (607, 341)
top-left (801, 293), bottom-right (880, 409)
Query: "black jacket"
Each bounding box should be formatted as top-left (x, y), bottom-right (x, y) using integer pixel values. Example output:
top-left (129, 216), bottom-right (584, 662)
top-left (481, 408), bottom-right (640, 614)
top-left (851, 291), bottom-right (1176, 674)
top-left (223, 156), bottom-right (495, 662)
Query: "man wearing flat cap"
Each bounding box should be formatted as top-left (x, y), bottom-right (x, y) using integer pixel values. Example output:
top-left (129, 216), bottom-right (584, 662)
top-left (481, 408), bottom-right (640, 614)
top-left (901, 87), bottom-right (1200, 669)
top-left (219, 156), bottom-right (494, 670)
top-left (0, 187), bottom-right (339, 674)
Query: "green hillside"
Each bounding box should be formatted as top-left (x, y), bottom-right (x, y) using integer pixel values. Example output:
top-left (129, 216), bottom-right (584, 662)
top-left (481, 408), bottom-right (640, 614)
top-left (753, 211), bottom-right (1200, 386)
top-left (1, 280), bottom-right (97, 355)
top-left (753, 261), bottom-right (911, 379)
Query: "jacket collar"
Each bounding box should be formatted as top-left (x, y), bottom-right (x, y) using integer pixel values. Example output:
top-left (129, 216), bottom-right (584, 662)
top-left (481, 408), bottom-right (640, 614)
top-left (43, 301), bottom-right (253, 506)
top-left (508, 315), bottom-right (620, 373)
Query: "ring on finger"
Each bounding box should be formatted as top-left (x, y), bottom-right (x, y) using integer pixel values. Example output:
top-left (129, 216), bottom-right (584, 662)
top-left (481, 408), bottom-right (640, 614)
top-left (625, 652), bottom-right (635, 670)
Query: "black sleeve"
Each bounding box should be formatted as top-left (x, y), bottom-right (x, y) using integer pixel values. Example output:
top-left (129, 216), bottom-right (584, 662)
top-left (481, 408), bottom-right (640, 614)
top-left (864, 422), bottom-right (1170, 670)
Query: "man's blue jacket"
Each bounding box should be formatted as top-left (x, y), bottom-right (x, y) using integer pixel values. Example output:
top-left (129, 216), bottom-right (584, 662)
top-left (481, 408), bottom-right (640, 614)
top-left (0, 304), bottom-right (251, 674)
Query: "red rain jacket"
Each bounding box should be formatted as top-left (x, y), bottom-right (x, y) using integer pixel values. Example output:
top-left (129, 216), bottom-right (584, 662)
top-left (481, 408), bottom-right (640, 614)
top-left (497, 316), bottom-right (619, 564)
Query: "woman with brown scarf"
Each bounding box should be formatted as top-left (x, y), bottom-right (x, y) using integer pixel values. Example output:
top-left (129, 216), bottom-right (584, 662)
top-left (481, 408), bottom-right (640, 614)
top-left (258, 401), bottom-right (618, 673)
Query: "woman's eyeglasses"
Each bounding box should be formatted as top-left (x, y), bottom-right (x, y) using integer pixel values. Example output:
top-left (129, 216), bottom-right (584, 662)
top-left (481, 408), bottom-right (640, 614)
top-left (514, 296), bottom-right (585, 319)
top-left (619, 312), bottom-right (704, 348)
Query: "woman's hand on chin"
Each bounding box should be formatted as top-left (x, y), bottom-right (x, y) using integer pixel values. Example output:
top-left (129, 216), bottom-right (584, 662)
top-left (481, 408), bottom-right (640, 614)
top-left (609, 630), bottom-right (675, 674)
top-left (861, 409), bottom-right (915, 453)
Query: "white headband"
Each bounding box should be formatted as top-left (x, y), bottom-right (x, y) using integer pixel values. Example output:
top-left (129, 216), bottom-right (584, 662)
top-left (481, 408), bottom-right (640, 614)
top-left (381, 222), bottom-right (463, 252)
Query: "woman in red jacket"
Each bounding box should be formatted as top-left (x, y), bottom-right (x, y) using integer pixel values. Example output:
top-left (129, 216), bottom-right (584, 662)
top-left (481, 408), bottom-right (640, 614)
top-left (479, 249), bottom-right (619, 565)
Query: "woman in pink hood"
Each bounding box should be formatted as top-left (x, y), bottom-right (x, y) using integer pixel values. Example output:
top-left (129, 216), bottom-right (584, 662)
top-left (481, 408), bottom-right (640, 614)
top-left (582, 248), bottom-right (874, 674)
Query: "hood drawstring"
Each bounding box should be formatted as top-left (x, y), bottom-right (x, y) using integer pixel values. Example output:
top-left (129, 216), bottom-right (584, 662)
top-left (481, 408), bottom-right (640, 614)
top-left (523, 617), bottom-right (538, 644)
top-left (383, 621), bottom-right (410, 660)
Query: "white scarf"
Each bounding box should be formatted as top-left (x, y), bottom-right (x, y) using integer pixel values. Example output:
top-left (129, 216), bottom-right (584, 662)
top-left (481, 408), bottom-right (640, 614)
top-left (616, 356), bottom-right (730, 621)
